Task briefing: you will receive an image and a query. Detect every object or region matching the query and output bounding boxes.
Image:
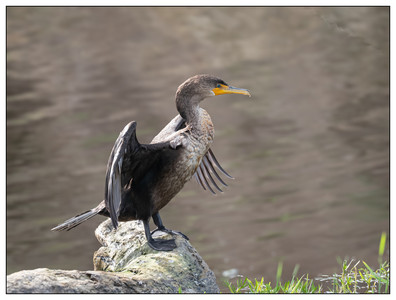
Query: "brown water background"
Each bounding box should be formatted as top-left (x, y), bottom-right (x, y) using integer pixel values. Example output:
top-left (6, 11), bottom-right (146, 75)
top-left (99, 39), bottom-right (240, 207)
top-left (7, 7), bottom-right (389, 291)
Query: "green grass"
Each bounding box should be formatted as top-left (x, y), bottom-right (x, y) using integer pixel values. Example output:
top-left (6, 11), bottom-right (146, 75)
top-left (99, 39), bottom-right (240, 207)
top-left (225, 263), bottom-right (321, 293)
top-left (316, 258), bottom-right (389, 293)
top-left (224, 232), bottom-right (389, 294)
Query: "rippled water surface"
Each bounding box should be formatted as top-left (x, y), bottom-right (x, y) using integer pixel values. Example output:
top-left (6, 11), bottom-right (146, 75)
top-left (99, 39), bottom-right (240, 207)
top-left (7, 7), bottom-right (389, 292)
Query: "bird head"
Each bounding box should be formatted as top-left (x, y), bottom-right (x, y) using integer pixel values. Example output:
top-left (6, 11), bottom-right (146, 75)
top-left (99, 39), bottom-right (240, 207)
top-left (176, 74), bottom-right (251, 103)
top-left (175, 74), bottom-right (251, 120)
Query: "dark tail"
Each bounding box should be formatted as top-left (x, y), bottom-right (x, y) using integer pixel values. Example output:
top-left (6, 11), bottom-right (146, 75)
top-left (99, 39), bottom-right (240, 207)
top-left (51, 201), bottom-right (106, 231)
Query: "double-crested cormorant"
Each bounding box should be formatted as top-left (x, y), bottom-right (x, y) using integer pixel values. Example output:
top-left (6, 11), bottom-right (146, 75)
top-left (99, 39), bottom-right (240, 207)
top-left (52, 74), bottom-right (251, 251)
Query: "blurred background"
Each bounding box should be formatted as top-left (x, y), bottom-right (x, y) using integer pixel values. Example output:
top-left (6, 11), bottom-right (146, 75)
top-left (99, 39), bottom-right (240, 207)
top-left (7, 7), bottom-right (389, 291)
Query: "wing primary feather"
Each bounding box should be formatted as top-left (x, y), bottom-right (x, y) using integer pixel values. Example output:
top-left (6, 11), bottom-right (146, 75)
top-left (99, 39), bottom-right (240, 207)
top-left (197, 165), bottom-right (214, 194)
top-left (201, 158), bottom-right (223, 192)
top-left (194, 173), bottom-right (206, 190)
top-left (208, 149), bottom-right (234, 179)
top-left (198, 165), bottom-right (216, 194)
top-left (195, 167), bottom-right (207, 191)
top-left (203, 156), bottom-right (228, 187)
top-left (196, 166), bottom-right (209, 191)
top-left (108, 163), bottom-right (121, 229)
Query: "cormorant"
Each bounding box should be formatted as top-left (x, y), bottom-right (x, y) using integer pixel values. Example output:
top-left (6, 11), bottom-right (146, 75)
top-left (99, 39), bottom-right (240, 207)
top-left (52, 74), bottom-right (251, 251)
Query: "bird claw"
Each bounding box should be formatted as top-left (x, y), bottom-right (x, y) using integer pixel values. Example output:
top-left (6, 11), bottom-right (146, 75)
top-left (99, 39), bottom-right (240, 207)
top-left (151, 227), bottom-right (189, 240)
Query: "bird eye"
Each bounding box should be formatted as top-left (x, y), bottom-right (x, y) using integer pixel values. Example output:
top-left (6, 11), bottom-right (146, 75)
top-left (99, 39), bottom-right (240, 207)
top-left (216, 84), bottom-right (221, 88)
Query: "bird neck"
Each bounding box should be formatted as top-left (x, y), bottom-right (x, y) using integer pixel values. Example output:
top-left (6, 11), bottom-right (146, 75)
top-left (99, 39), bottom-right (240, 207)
top-left (176, 95), bottom-right (203, 127)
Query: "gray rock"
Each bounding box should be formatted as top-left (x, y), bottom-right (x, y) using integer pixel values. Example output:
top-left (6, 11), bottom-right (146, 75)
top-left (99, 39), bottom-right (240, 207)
top-left (7, 220), bottom-right (220, 293)
top-left (7, 268), bottom-right (146, 293)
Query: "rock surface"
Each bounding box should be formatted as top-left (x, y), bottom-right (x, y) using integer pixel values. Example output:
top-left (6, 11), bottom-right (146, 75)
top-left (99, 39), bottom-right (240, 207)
top-left (7, 220), bottom-right (219, 293)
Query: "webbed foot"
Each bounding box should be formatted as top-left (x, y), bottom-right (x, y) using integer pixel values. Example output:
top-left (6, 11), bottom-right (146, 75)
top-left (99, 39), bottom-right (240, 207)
top-left (143, 218), bottom-right (178, 251)
top-left (147, 237), bottom-right (177, 251)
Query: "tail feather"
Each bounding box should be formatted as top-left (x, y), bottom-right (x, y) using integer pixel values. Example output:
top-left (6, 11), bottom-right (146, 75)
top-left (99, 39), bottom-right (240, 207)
top-left (51, 201), bottom-right (105, 232)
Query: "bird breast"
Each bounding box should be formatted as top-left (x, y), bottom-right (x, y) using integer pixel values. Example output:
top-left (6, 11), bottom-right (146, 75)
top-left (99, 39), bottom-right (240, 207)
top-left (176, 108), bottom-right (214, 176)
top-left (152, 108), bottom-right (214, 211)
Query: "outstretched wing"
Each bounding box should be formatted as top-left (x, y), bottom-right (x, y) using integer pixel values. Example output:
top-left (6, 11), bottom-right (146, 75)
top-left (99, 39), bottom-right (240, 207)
top-left (194, 148), bottom-right (234, 194)
top-left (104, 121), bottom-right (181, 229)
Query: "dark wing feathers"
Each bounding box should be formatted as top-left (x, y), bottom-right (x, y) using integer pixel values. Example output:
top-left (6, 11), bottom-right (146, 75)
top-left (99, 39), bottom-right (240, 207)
top-left (202, 155), bottom-right (228, 187)
top-left (105, 121), bottom-right (138, 228)
top-left (207, 148), bottom-right (234, 179)
top-left (197, 164), bottom-right (215, 194)
top-left (201, 158), bottom-right (223, 193)
top-left (105, 121), bottom-right (179, 229)
top-left (194, 149), bottom-right (233, 195)
top-left (194, 173), bottom-right (206, 190)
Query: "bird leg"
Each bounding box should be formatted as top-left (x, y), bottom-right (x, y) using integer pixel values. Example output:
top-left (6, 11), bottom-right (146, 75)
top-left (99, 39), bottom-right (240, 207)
top-left (151, 212), bottom-right (189, 240)
top-left (143, 219), bottom-right (176, 251)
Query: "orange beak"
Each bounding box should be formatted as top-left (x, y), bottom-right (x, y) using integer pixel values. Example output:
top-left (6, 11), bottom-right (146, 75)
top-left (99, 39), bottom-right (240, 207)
top-left (212, 84), bottom-right (251, 97)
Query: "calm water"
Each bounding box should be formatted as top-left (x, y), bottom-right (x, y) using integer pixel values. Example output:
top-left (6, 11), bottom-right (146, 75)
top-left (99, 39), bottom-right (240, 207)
top-left (7, 7), bottom-right (389, 291)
